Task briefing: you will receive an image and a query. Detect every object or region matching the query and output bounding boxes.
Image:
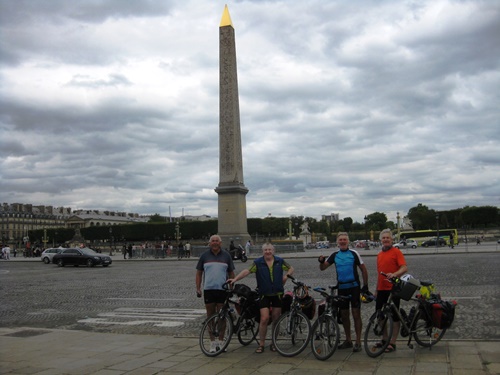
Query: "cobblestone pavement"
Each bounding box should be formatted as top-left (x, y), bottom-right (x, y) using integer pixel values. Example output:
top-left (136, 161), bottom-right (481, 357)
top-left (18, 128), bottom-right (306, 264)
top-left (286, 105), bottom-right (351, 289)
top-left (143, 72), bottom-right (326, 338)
top-left (1, 250), bottom-right (499, 340)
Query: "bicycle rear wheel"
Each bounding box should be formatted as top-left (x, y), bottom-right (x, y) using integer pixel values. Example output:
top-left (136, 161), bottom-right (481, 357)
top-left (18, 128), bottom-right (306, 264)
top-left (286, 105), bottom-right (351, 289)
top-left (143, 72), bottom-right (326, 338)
top-left (310, 314), bottom-right (340, 360)
top-left (237, 315), bottom-right (258, 346)
top-left (272, 310), bottom-right (312, 357)
top-left (413, 310), bottom-right (447, 347)
top-left (363, 309), bottom-right (393, 358)
top-left (199, 313), bottom-right (233, 357)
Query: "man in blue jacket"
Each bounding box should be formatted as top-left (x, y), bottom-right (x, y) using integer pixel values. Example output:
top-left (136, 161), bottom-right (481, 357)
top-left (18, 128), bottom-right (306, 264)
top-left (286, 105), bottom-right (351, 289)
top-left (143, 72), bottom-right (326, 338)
top-left (228, 242), bottom-right (294, 353)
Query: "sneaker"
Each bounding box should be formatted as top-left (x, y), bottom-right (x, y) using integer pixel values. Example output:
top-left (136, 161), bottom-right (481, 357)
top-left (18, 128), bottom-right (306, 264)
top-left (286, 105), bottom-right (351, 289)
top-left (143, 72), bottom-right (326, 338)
top-left (352, 343), bottom-right (362, 352)
top-left (338, 341), bottom-right (353, 349)
top-left (210, 341), bottom-right (217, 353)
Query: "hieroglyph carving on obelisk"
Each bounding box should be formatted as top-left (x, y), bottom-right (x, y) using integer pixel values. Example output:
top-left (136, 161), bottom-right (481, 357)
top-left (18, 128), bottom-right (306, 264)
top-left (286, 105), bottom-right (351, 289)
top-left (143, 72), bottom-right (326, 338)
top-left (215, 5), bottom-right (250, 247)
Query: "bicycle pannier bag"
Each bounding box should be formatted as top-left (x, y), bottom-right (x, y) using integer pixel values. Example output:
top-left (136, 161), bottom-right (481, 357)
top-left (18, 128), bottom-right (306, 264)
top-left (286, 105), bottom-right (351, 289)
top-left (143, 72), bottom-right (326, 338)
top-left (300, 295), bottom-right (316, 319)
top-left (233, 284), bottom-right (252, 298)
top-left (432, 300), bottom-right (457, 329)
top-left (281, 291), bottom-right (293, 313)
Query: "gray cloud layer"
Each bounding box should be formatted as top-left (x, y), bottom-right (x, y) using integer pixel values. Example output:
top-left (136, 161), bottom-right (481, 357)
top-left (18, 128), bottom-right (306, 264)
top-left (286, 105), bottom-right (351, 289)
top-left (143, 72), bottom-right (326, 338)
top-left (1, 0), bottom-right (499, 222)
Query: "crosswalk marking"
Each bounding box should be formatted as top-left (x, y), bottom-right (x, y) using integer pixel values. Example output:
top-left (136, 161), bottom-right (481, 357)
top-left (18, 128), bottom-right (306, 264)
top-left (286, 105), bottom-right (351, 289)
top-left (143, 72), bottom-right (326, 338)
top-left (77, 307), bottom-right (206, 328)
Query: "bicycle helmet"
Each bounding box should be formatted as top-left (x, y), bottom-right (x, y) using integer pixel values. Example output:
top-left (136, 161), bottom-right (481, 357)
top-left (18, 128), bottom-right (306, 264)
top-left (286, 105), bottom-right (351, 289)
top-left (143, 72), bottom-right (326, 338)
top-left (401, 274), bottom-right (413, 282)
top-left (296, 285), bottom-right (309, 299)
top-left (361, 290), bottom-right (375, 303)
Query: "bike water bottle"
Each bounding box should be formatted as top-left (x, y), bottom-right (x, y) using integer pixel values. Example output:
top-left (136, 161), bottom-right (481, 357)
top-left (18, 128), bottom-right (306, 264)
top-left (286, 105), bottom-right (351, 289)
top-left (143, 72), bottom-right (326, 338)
top-left (408, 306), bottom-right (416, 326)
top-left (400, 308), bottom-right (409, 337)
top-left (229, 307), bottom-right (237, 321)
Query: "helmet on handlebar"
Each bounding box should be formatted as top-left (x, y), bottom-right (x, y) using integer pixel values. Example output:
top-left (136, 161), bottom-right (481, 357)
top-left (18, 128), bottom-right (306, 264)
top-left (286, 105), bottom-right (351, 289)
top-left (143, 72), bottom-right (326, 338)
top-left (361, 290), bottom-right (375, 303)
top-left (296, 285), bottom-right (309, 299)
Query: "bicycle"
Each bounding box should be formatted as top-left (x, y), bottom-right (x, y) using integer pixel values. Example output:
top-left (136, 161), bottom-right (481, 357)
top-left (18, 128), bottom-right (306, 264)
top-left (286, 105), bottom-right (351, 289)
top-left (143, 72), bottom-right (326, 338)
top-left (364, 272), bottom-right (448, 358)
top-left (310, 284), bottom-right (350, 360)
top-left (199, 283), bottom-right (259, 357)
top-left (271, 275), bottom-right (312, 357)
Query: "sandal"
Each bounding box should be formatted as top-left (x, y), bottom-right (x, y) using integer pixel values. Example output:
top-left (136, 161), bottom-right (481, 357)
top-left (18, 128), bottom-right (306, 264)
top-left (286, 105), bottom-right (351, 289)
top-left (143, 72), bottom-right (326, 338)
top-left (374, 340), bottom-right (387, 348)
top-left (338, 341), bottom-right (353, 349)
top-left (255, 345), bottom-right (265, 354)
top-left (385, 343), bottom-right (397, 353)
top-left (270, 344), bottom-right (277, 352)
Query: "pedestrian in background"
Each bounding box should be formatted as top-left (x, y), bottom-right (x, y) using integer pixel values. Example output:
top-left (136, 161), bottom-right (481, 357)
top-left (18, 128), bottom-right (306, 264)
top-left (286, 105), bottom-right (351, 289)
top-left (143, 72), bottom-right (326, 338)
top-left (2, 245), bottom-right (11, 260)
top-left (245, 239), bottom-right (251, 256)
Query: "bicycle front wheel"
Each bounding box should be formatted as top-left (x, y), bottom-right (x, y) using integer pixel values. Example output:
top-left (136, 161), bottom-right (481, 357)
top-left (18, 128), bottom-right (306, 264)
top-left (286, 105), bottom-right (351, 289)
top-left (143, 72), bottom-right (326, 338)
top-left (199, 313), bottom-right (233, 357)
top-left (310, 314), bottom-right (340, 361)
top-left (272, 310), bottom-right (312, 357)
top-left (363, 309), bottom-right (393, 358)
top-left (413, 310), bottom-right (447, 347)
top-left (237, 315), bottom-right (259, 346)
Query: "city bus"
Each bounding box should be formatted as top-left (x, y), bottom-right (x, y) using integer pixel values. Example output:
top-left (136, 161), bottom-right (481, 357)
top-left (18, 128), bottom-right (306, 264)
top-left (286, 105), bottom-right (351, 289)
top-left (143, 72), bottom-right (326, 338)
top-left (398, 229), bottom-right (458, 246)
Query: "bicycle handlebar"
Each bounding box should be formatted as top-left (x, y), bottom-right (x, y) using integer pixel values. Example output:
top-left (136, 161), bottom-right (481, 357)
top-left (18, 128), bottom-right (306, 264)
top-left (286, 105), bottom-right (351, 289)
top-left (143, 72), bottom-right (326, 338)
top-left (312, 286), bottom-right (350, 300)
top-left (380, 272), bottom-right (401, 284)
top-left (287, 275), bottom-right (308, 287)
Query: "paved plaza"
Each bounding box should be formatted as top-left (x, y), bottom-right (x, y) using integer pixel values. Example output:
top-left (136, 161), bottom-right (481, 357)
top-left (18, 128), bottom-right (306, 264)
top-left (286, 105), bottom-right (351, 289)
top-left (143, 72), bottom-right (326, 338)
top-left (1, 244), bottom-right (499, 374)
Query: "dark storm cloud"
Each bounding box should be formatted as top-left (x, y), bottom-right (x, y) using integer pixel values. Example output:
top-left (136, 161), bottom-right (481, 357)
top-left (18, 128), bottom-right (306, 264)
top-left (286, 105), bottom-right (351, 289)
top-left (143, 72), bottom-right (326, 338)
top-left (0, 0), bottom-right (498, 221)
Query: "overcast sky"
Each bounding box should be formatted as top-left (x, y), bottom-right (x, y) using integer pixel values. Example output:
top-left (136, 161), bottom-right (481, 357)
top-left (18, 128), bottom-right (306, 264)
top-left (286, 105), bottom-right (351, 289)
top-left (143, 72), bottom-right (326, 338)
top-left (1, 0), bottom-right (499, 223)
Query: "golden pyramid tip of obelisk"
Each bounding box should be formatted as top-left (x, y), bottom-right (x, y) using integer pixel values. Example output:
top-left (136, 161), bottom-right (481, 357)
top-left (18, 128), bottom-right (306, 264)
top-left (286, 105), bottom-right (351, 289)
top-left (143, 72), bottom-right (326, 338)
top-left (220, 4), bottom-right (234, 27)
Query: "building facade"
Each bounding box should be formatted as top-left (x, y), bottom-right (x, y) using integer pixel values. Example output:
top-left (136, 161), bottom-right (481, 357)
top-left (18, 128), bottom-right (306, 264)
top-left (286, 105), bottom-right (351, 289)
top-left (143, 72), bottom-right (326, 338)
top-left (0, 203), bottom-right (147, 246)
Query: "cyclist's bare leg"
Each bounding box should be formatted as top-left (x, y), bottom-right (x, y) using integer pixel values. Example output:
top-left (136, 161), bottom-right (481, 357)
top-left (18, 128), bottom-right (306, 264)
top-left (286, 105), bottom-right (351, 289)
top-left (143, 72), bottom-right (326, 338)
top-left (390, 321), bottom-right (400, 346)
top-left (271, 306), bottom-right (282, 333)
top-left (340, 309), bottom-right (352, 343)
top-left (205, 302), bottom-right (224, 317)
top-left (258, 307), bottom-right (271, 346)
top-left (205, 302), bottom-right (225, 341)
top-left (352, 308), bottom-right (362, 346)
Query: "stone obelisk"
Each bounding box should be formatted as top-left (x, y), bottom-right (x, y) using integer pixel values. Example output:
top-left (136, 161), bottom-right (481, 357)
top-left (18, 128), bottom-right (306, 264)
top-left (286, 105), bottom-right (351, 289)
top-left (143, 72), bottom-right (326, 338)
top-left (215, 5), bottom-right (250, 248)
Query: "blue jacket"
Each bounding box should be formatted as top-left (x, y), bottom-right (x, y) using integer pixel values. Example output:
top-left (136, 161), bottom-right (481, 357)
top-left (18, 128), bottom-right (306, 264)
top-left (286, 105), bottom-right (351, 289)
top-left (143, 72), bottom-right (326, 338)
top-left (254, 256), bottom-right (285, 296)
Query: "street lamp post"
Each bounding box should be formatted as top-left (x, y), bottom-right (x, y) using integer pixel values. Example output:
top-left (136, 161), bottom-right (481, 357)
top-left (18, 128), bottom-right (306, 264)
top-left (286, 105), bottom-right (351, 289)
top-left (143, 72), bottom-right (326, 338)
top-left (109, 227), bottom-right (113, 256)
top-left (396, 211), bottom-right (401, 241)
top-left (42, 229), bottom-right (49, 249)
top-left (435, 213), bottom-right (440, 250)
top-left (364, 215), bottom-right (369, 250)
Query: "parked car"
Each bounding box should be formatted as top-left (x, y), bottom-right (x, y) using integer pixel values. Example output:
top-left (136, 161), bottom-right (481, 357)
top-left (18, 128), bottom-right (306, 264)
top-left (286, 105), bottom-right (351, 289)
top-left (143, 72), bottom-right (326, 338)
top-left (394, 239), bottom-right (418, 249)
top-left (421, 238), bottom-right (447, 247)
top-left (52, 247), bottom-right (112, 267)
top-left (41, 247), bottom-right (63, 264)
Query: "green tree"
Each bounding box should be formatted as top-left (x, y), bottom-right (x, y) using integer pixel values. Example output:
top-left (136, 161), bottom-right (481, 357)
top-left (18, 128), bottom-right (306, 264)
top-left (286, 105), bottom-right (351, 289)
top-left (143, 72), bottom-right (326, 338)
top-left (461, 206), bottom-right (499, 228)
top-left (343, 217), bottom-right (353, 232)
top-left (148, 213), bottom-right (166, 223)
top-left (365, 212), bottom-right (388, 231)
top-left (408, 203), bottom-right (436, 230)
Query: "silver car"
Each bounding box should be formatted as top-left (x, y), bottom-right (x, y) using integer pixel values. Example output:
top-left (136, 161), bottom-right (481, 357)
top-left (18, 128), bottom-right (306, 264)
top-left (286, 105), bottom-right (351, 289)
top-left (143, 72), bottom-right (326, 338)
top-left (394, 239), bottom-right (418, 249)
top-left (41, 247), bottom-right (63, 264)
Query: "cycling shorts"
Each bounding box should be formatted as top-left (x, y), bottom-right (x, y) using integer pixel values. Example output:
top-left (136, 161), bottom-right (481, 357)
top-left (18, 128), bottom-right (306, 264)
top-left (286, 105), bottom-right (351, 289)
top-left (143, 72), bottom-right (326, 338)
top-left (259, 294), bottom-right (283, 309)
top-left (203, 289), bottom-right (226, 305)
top-left (338, 286), bottom-right (361, 310)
